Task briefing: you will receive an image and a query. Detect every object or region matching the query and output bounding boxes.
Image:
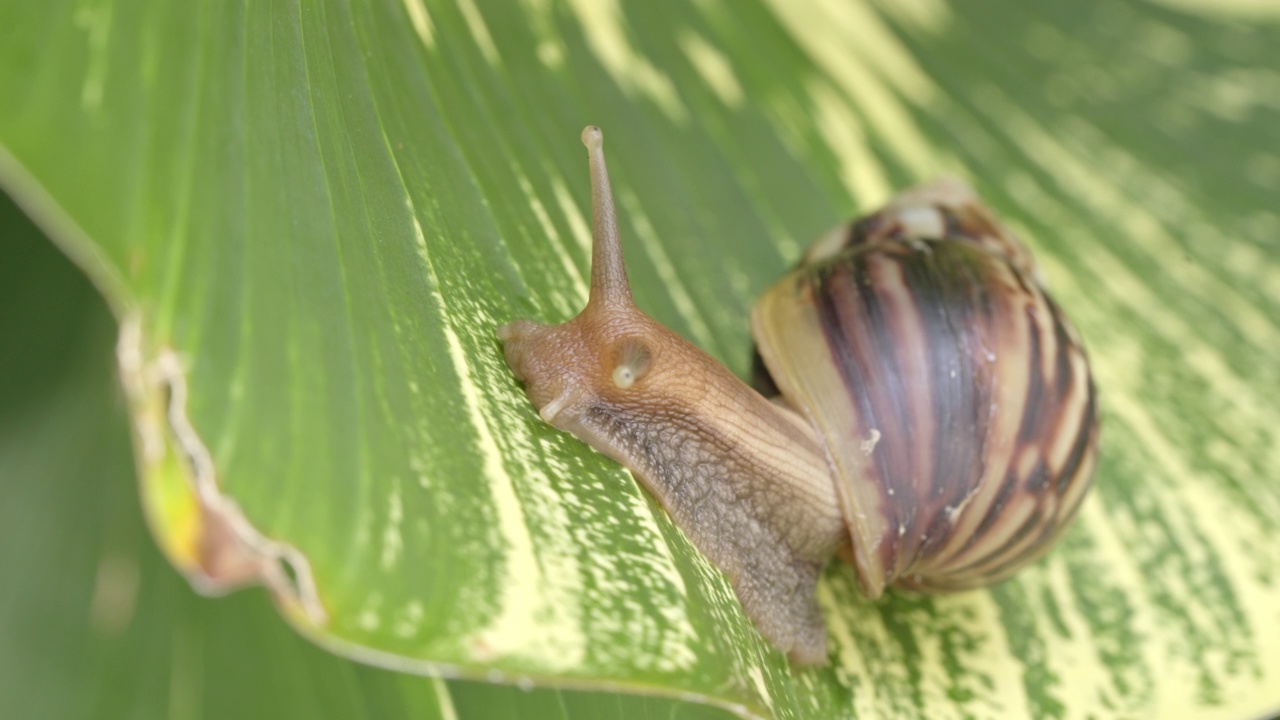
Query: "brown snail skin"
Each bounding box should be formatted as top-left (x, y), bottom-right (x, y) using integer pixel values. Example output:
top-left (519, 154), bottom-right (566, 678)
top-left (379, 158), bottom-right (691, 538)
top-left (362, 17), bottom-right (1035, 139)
top-left (497, 126), bottom-right (1099, 665)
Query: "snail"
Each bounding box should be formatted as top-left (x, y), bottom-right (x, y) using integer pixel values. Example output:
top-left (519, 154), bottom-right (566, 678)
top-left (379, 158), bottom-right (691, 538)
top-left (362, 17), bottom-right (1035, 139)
top-left (497, 127), bottom-right (1099, 665)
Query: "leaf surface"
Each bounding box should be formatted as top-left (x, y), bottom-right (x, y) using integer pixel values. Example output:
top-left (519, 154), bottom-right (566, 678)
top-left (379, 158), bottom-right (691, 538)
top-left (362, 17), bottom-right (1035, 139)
top-left (1, 1), bottom-right (1279, 718)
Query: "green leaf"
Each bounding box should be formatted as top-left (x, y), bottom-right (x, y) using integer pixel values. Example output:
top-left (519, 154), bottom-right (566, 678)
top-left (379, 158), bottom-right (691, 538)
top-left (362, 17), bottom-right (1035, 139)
top-left (0, 188), bottom-right (733, 720)
top-left (3, 1), bottom-right (1279, 718)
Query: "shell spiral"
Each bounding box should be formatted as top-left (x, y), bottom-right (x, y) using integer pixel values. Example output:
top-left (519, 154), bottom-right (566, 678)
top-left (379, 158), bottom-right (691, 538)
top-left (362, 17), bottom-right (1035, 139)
top-left (752, 180), bottom-right (1100, 598)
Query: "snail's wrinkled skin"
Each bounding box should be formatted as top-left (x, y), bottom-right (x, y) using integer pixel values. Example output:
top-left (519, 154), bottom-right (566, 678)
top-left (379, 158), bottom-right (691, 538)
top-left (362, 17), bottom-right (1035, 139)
top-left (498, 127), bottom-right (1099, 665)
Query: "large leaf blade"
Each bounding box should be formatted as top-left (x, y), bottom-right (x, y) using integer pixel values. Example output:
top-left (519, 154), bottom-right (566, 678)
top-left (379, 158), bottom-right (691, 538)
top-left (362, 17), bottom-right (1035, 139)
top-left (0, 187), bottom-right (737, 719)
top-left (2, 1), bottom-right (1278, 718)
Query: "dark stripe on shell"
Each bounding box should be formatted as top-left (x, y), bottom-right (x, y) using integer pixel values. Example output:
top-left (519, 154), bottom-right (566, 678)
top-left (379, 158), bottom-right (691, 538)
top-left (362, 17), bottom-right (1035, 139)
top-left (851, 252), bottom-right (919, 567)
top-left (1055, 376), bottom-right (1099, 497)
top-left (813, 260), bottom-right (902, 580)
top-left (1017, 306), bottom-right (1049, 445)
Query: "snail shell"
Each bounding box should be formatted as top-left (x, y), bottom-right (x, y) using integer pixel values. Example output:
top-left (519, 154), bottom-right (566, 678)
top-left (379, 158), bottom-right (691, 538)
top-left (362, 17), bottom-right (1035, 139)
top-left (753, 179), bottom-right (1099, 600)
top-left (498, 127), bottom-right (1099, 664)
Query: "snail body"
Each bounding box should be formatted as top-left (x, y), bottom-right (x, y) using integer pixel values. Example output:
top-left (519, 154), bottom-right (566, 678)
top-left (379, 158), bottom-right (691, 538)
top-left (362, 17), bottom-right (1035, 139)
top-left (498, 127), bottom-right (1099, 664)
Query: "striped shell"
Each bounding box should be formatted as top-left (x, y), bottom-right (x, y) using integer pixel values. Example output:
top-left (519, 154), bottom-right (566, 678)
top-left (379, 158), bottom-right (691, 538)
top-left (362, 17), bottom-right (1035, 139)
top-left (752, 179), bottom-right (1099, 599)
